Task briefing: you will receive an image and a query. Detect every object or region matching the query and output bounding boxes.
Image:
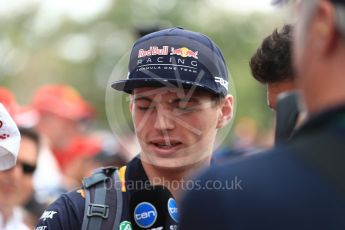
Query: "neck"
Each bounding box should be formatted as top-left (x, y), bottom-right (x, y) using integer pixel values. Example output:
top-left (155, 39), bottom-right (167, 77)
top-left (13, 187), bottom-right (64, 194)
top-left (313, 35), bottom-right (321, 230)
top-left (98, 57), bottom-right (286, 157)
top-left (141, 157), bottom-right (211, 202)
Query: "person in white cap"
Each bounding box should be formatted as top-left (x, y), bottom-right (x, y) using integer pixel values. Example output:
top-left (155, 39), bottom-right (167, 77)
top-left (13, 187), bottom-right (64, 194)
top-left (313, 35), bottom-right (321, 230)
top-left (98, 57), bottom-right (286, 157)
top-left (0, 103), bottom-right (21, 171)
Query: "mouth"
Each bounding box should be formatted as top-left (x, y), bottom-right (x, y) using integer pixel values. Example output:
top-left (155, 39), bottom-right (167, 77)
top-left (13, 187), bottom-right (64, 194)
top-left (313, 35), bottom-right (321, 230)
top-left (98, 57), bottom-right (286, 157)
top-left (151, 141), bottom-right (181, 148)
top-left (149, 140), bottom-right (183, 156)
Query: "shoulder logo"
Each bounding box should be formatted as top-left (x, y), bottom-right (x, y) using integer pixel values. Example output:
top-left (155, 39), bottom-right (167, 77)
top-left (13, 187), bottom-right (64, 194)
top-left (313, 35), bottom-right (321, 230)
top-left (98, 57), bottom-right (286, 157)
top-left (118, 166), bottom-right (127, 192)
top-left (167, 198), bottom-right (179, 223)
top-left (134, 202), bottom-right (157, 228)
top-left (119, 221), bottom-right (132, 230)
top-left (40, 211), bottom-right (57, 221)
top-left (77, 189), bottom-right (86, 198)
top-left (214, 76), bottom-right (228, 90)
top-left (36, 226), bottom-right (48, 230)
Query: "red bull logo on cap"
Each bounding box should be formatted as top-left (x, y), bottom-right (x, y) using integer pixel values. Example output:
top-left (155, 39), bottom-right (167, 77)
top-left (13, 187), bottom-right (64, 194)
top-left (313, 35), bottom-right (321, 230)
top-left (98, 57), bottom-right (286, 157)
top-left (170, 47), bottom-right (198, 59)
top-left (138, 46), bottom-right (169, 58)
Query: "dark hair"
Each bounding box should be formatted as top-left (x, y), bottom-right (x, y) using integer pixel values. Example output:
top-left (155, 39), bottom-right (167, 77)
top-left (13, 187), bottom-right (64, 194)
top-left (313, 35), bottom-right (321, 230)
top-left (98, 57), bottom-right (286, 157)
top-left (250, 24), bottom-right (294, 84)
top-left (18, 127), bottom-right (40, 151)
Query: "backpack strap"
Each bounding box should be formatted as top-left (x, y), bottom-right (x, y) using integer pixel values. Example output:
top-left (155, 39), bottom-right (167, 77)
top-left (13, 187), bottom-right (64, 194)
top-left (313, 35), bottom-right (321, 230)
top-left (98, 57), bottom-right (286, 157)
top-left (81, 166), bottom-right (123, 230)
top-left (113, 171), bottom-right (123, 230)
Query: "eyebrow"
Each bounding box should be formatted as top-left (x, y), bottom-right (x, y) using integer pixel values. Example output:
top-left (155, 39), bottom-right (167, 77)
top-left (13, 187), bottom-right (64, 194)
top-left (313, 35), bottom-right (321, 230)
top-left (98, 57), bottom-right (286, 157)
top-left (133, 97), bottom-right (152, 102)
top-left (133, 95), bottom-right (202, 106)
top-left (171, 97), bottom-right (199, 104)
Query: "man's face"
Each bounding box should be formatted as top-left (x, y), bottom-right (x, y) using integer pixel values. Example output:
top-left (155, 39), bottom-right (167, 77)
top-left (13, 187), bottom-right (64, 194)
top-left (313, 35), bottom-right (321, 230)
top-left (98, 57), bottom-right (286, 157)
top-left (0, 136), bottom-right (38, 207)
top-left (267, 80), bottom-right (295, 110)
top-left (130, 87), bottom-right (232, 168)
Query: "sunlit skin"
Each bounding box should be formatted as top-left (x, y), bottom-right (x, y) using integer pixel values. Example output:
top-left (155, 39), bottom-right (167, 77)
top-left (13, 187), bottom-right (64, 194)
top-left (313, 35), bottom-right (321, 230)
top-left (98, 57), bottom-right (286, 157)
top-left (129, 87), bottom-right (233, 199)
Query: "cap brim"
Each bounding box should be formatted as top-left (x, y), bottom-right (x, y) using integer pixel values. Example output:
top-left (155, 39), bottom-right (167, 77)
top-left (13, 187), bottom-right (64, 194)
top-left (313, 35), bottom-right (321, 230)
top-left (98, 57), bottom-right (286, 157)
top-left (111, 78), bottom-right (220, 95)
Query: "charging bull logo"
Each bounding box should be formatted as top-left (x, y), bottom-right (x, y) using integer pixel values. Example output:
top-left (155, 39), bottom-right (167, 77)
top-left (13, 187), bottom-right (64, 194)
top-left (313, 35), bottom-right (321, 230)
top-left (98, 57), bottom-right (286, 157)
top-left (0, 134), bottom-right (10, 140)
top-left (170, 47), bottom-right (198, 59)
top-left (0, 120), bottom-right (10, 140)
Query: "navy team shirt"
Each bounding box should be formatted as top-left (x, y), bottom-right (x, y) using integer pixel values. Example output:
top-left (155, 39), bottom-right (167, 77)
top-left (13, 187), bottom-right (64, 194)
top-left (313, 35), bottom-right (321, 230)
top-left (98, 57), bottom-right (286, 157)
top-left (36, 157), bottom-right (149, 230)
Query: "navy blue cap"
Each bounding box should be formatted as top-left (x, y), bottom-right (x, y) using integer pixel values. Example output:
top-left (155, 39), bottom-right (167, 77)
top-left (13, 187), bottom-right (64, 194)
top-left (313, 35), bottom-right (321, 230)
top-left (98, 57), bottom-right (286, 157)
top-left (332, 0), bottom-right (345, 4)
top-left (111, 27), bottom-right (229, 96)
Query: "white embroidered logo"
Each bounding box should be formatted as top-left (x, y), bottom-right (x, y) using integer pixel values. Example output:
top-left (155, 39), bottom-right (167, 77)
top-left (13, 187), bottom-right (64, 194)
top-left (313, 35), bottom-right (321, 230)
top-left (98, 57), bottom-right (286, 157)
top-left (214, 76), bottom-right (228, 90)
top-left (40, 211), bottom-right (57, 221)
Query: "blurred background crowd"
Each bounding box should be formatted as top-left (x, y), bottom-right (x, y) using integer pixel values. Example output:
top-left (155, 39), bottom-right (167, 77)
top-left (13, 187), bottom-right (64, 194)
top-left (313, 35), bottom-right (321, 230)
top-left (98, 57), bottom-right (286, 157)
top-left (0, 0), bottom-right (288, 229)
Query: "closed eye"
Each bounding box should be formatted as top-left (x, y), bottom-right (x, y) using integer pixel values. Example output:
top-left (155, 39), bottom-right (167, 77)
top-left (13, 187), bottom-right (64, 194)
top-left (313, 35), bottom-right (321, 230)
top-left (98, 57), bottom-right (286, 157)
top-left (134, 97), bottom-right (155, 111)
top-left (138, 105), bottom-right (156, 111)
top-left (173, 100), bottom-right (200, 114)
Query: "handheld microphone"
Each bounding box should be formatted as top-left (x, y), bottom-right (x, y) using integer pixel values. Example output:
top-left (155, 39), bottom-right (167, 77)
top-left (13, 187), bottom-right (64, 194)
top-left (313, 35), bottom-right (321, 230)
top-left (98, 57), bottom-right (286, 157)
top-left (130, 185), bottom-right (179, 230)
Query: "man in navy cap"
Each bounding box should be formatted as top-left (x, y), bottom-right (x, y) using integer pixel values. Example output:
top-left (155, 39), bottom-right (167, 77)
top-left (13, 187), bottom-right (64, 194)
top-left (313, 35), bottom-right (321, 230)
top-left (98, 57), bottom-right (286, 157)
top-left (36, 27), bottom-right (233, 230)
top-left (179, 0), bottom-right (345, 229)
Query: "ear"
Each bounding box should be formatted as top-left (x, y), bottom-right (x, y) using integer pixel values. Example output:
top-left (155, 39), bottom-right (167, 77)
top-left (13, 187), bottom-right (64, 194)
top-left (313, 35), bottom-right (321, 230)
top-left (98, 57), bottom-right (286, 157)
top-left (312, 0), bottom-right (338, 56)
top-left (216, 95), bottom-right (234, 129)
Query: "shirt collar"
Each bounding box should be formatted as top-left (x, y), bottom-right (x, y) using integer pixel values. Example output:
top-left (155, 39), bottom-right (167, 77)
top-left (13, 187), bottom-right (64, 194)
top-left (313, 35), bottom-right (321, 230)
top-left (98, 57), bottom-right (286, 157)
top-left (125, 155), bottom-right (150, 196)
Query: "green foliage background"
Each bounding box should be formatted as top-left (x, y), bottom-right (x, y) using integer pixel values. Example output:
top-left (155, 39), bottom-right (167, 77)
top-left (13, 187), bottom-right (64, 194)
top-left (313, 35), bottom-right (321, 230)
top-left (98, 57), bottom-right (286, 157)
top-left (0, 0), bottom-right (285, 145)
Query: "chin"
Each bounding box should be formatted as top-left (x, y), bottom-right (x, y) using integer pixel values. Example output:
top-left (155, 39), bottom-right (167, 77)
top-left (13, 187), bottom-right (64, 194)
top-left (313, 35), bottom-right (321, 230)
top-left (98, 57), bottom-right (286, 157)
top-left (142, 151), bottom-right (209, 169)
top-left (141, 154), bottom-right (184, 168)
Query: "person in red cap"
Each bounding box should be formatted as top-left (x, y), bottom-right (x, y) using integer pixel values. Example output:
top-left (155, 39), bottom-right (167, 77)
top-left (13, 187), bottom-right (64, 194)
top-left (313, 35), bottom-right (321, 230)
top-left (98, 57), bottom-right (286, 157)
top-left (32, 84), bottom-right (93, 150)
top-left (54, 136), bottom-right (102, 189)
top-left (32, 84), bottom-right (101, 189)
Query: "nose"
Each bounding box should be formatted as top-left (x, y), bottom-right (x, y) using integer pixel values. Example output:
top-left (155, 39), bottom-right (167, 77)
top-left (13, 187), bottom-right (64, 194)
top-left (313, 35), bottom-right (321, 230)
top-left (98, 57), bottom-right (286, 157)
top-left (154, 107), bottom-right (175, 131)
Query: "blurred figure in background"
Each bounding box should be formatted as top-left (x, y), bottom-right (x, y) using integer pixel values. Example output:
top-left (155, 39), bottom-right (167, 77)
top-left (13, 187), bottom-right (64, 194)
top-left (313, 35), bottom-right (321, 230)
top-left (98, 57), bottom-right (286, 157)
top-left (0, 127), bottom-right (41, 229)
top-left (91, 131), bottom-right (127, 168)
top-left (214, 25), bottom-right (299, 163)
top-left (56, 135), bottom-right (103, 189)
top-left (32, 84), bottom-right (94, 153)
top-left (250, 24), bottom-right (295, 111)
top-left (0, 98), bottom-right (21, 171)
top-left (0, 109), bottom-right (20, 169)
top-left (180, 0), bottom-right (345, 228)
top-left (212, 117), bottom-right (263, 164)
top-left (214, 25), bottom-right (297, 162)
top-left (0, 86), bottom-right (63, 205)
top-left (0, 87), bottom-right (39, 128)
top-left (32, 84), bottom-right (103, 190)
top-left (0, 87), bottom-right (19, 116)
top-left (250, 24), bottom-right (305, 143)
